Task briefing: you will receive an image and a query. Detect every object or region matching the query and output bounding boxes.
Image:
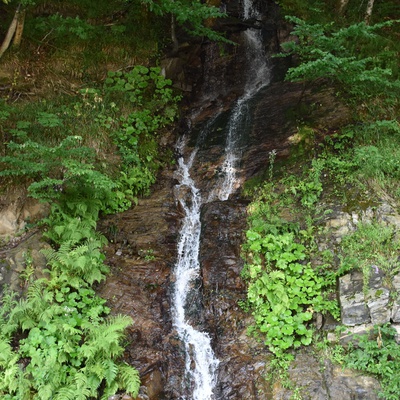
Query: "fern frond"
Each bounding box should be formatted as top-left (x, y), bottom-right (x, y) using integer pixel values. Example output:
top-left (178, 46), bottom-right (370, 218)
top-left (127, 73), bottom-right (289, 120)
top-left (83, 266), bottom-right (107, 285)
top-left (0, 312), bottom-right (18, 339)
top-left (25, 281), bottom-right (53, 312)
top-left (0, 338), bottom-right (19, 369)
top-left (102, 359), bottom-right (118, 385)
top-left (86, 360), bottom-right (105, 380)
top-left (73, 371), bottom-right (87, 390)
top-left (37, 383), bottom-right (54, 400)
top-left (70, 372), bottom-right (92, 400)
top-left (85, 315), bottom-right (133, 359)
top-left (54, 385), bottom-right (78, 400)
top-left (0, 351), bottom-right (28, 395)
top-left (117, 363), bottom-right (140, 397)
top-left (10, 299), bottom-right (37, 331)
top-left (100, 381), bottom-right (119, 400)
top-left (85, 371), bottom-right (102, 393)
top-left (0, 340), bottom-right (22, 395)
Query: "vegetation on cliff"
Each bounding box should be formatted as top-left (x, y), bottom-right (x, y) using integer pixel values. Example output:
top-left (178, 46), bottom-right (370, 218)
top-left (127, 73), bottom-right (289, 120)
top-left (0, 0), bottom-right (227, 398)
top-left (241, 0), bottom-right (400, 397)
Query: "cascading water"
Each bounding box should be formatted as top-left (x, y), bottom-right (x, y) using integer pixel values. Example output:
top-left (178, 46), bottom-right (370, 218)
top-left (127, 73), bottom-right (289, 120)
top-left (173, 137), bottom-right (220, 400)
top-left (212, 0), bottom-right (271, 201)
top-left (171, 0), bottom-right (270, 398)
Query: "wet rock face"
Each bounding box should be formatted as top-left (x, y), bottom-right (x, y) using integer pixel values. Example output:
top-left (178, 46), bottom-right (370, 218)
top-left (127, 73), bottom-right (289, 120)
top-left (200, 200), bottom-right (247, 294)
top-left (98, 181), bottom-right (181, 400)
top-left (199, 200), bottom-right (273, 399)
top-left (273, 353), bottom-right (380, 400)
top-left (97, 5), bottom-right (378, 400)
top-left (95, 56), bottom-right (369, 400)
top-left (162, 0), bottom-right (286, 118)
top-left (242, 81), bottom-right (352, 180)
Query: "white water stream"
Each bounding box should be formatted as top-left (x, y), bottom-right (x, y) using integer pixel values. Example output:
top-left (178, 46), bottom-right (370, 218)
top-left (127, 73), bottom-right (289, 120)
top-left (173, 140), bottom-right (220, 400)
top-left (171, 1), bottom-right (270, 398)
top-left (211, 0), bottom-right (271, 201)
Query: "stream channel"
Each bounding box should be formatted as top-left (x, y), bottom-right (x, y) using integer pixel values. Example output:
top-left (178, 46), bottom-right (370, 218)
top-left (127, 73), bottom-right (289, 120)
top-left (171, 0), bottom-right (271, 398)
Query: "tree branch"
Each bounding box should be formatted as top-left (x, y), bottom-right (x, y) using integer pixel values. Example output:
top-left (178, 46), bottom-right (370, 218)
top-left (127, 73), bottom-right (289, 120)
top-left (0, 4), bottom-right (20, 59)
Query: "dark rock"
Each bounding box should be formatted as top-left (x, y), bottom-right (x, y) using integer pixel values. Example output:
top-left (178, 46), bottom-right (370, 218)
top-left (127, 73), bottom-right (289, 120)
top-left (272, 352), bottom-right (381, 400)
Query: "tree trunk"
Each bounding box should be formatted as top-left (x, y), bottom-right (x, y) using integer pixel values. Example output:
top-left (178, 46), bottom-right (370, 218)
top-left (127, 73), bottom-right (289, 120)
top-left (0, 5), bottom-right (20, 59)
top-left (170, 14), bottom-right (179, 55)
top-left (364, 0), bottom-right (375, 24)
top-left (13, 7), bottom-right (26, 48)
top-left (339, 0), bottom-right (349, 15)
top-left (338, 0), bottom-right (350, 15)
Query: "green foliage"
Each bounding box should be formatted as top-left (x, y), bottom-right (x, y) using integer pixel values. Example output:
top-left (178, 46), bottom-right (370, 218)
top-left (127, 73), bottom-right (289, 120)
top-left (0, 65), bottom-right (180, 213)
top-left (104, 66), bottom-right (180, 172)
top-left (253, 0), bottom-right (400, 390)
top-left (19, 250), bottom-right (35, 288)
top-left (0, 180), bottom-right (140, 398)
top-left (282, 158), bottom-right (324, 209)
top-left (344, 325), bottom-right (400, 399)
top-left (141, 0), bottom-right (229, 42)
top-left (14, 0), bottom-right (163, 64)
top-left (241, 168), bottom-right (338, 359)
top-left (275, 0), bottom-right (336, 23)
top-left (280, 17), bottom-right (400, 114)
top-left (320, 120), bottom-right (400, 199)
top-left (338, 222), bottom-right (400, 291)
top-left (102, 66), bottom-right (180, 210)
top-left (351, 121), bottom-right (400, 192)
top-left (0, 123), bottom-right (118, 205)
top-left (35, 14), bottom-right (96, 41)
top-left (0, 283), bottom-right (140, 399)
top-left (0, 65), bottom-right (180, 399)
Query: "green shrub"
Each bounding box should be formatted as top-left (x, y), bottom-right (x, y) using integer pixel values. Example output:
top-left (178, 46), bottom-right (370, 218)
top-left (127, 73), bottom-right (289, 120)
top-left (338, 222), bottom-right (400, 292)
top-left (279, 17), bottom-right (400, 117)
top-left (241, 168), bottom-right (338, 359)
top-left (0, 65), bottom-right (180, 399)
top-left (344, 324), bottom-right (400, 400)
top-left (0, 284), bottom-right (140, 399)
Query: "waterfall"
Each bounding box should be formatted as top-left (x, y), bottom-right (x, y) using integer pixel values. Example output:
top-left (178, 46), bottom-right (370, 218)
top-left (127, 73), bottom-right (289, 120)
top-left (210, 0), bottom-right (271, 201)
top-left (171, 0), bottom-right (270, 398)
top-left (173, 137), bottom-right (220, 400)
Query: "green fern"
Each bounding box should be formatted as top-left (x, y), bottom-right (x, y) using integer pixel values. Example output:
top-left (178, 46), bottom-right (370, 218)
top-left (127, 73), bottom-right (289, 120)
top-left (100, 381), bottom-right (119, 400)
top-left (81, 315), bottom-right (133, 360)
top-left (37, 384), bottom-right (54, 400)
top-left (0, 338), bottom-right (29, 397)
top-left (117, 363), bottom-right (141, 397)
top-left (0, 287), bottom-right (18, 338)
top-left (102, 359), bottom-right (118, 385)
top-left (53, 386), bottom-right (78, 400)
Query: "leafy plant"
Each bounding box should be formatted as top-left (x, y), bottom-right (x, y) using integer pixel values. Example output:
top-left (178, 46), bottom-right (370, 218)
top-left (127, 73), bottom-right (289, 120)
top-left (0, 65), bottom-right (181, 214)
top-left (279, 17), bottom-right (400, 116)
top-left (0, 282), bottom-right (140, 399)
top-left (19, 250), bottom-right (35, 288)
top-left (241, 172), bottom-right (338, 359)
top-left (0, 66), bottom-right (174, 398)
top-left (283, 158), bottom-right (324, 209)
top-left (338, 222), bottom-right (400, 292)
top-left (35, 14), bottom-right (96, 42)
top-left (141, 0), bottom-right (229, 42)
top-left (344, 324), bottom-right (400, 400)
